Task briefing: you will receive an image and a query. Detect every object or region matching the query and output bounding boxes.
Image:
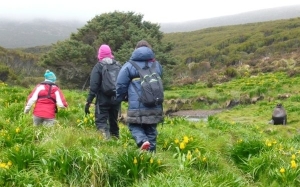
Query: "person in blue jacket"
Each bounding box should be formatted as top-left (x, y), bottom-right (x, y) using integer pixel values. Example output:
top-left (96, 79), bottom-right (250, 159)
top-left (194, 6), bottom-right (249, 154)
top-left (115, 40), bottom-right (164, 151)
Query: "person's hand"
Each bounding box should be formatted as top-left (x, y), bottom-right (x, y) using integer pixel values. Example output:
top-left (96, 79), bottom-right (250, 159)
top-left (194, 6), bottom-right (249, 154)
top-left (24, 108), bottom-right (30, 114)
top-left (85, 102), bottom-right (90, 115)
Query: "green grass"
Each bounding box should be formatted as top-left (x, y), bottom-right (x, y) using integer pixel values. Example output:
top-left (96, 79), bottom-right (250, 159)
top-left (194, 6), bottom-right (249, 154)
top-left (1, 72), bottom-right (300, 186)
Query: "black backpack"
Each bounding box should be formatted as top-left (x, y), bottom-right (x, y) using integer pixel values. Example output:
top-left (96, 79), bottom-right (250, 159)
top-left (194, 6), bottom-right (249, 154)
top-left (101, 61), bottom-right (122, 96)
top-left (130, 61), bottom-right (164, 107)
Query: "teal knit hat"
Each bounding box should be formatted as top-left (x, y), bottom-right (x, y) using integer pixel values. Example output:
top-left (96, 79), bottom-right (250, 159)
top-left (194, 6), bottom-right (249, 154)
top-left (44, 70), bottom-right (56, 82)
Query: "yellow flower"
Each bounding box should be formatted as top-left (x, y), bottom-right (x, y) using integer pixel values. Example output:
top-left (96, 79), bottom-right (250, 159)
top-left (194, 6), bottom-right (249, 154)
top-left (15, 145), bottom-right (20, 152)
top-left (291, 160), bottom-right (297, 169)
top-left (292, 154), bottom-right (296, 160)
top-left (7, 161), bottom-right (12, 166)
top-left (150, 158), bottom-right (153, 164)
top-left (133, 157), bottom-right (138, 164)
top-left (195, 148), bottom-right (199, 153)
top-left (15, 127), bottom-right (20, 133)
top-left (174, 139), bottom-right (179, 144)
top-left (186, 151), bottom-right (192, 160)
top-left (0, 163), bottom-right (6, 168)
top-left (202, 157), bottom-right (207, 162)
top-left (179, 142), bottom-right (185, 150)
top-left (183, 136), bottom-right (189, 143)
top-left (267, 143), bottom-right (272, 147)
top-left (157, 159), bottom-right (161, 165)
top-left (280, 168), bottom-right (285, 173)
top-left (76, 119), bottom-right (81, 123)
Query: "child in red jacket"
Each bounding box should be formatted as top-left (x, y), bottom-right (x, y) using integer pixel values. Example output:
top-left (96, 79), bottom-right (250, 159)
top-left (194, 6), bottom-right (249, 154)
top-left (24, 70), bottom-right (68, 126)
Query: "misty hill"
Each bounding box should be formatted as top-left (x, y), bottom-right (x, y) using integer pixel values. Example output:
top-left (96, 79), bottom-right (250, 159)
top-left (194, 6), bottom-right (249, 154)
top-left (0, 19), bottom-right (85, 48)
top-left (160, 5), bottom-right (300, 33)
top-left (1, 5), bottom-right (300, 48)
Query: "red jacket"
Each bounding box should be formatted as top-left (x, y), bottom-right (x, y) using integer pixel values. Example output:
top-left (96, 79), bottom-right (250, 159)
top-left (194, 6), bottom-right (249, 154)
top-left (24, 82), bottom-right (68, 118)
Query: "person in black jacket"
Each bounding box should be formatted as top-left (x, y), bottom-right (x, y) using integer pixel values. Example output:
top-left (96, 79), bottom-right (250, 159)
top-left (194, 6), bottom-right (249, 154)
top-left (85, 44), bottom-right (122, 139)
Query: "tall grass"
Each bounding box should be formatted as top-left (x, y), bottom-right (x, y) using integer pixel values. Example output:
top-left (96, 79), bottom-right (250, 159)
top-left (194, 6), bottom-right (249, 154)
top-left (1, 72), bottom-right (300, 186)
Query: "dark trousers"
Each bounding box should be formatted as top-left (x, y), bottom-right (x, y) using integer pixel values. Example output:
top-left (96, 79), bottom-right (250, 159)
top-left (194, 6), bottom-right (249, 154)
top-left (95, 104), bottom-right (120, 137)
top-left (128, 123), bottom-right (157, 151)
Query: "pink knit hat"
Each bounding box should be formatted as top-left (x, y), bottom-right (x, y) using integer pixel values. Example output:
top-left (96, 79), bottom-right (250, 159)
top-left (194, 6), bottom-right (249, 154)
top-left (97, 44), bottom-right (114, 61)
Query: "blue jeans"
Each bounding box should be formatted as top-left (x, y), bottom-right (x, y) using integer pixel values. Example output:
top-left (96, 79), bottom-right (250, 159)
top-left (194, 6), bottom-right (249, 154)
top-left (128, 123), bottom-right (157, 151)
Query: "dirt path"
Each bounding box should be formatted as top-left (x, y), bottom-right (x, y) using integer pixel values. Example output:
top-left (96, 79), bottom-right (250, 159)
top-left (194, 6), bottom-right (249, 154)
top-left (169, 109), bottom-right (224, 118)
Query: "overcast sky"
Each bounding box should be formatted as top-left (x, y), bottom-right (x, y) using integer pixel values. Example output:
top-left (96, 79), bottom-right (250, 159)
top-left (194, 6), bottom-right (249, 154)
top-left (1, 0), bottom-right (300, 23)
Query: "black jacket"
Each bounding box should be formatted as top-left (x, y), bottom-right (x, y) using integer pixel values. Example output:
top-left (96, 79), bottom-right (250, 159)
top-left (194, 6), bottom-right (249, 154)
top-left (86, 58), bottom-right (121, 106)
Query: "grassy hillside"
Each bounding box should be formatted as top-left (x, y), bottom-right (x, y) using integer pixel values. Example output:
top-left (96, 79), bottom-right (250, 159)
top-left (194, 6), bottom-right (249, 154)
top-left (1, 16), bottom-right (300, 89)
top-left (1, 70), bottom-right (300, 186)
top-left (163, 17), bottom-right (300, 85)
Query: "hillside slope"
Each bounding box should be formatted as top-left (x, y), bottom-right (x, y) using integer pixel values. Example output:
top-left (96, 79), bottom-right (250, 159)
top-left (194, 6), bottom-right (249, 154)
top-left (0, 19), bottom-right (84, 48)
top-left (160, 5), bottom-right (300, 33)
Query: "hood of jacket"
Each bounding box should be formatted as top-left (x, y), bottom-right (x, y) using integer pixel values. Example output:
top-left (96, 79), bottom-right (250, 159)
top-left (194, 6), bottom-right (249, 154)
top-left (130, 46), bottom-right (154, 61)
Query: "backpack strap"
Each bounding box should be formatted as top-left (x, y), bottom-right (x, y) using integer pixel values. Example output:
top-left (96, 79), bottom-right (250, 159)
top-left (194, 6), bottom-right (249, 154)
top-left (129, 61), bottom-right (142, 99)
top-left (38, 82), bottom-right (56, 103)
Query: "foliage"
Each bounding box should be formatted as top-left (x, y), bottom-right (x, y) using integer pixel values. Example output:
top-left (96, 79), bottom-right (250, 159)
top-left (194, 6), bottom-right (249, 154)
top-left (1, 71), bottom-right (300, 186)
top-left (41, 11), bottom-right (175, 89)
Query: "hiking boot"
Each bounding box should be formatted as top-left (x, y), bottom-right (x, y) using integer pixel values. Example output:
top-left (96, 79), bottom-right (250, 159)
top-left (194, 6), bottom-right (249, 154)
top-left (140, 141), bottom-right (150, 151)
top-left (99, 129), bottom-right (110, 140)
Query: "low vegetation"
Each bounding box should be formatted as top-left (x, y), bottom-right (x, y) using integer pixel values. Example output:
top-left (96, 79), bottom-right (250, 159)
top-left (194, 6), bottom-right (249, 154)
top-left (1, 70), bottom-right (300, 186)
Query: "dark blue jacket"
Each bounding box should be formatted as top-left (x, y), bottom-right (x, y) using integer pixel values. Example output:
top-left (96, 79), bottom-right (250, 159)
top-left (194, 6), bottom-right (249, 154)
top-left (116, 46), bottom-right (163, 124)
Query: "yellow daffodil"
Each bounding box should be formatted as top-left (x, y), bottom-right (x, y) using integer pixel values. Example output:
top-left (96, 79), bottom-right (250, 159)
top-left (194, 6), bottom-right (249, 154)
top-left (186, 151), bottom-right (192, 160)
top-left (15, 145), bottom-right (20, 152)
top-left (15, 127), bottom-right (20, 133)
top-left (7, 161), bottom-right (12, 166)
top-left (292, 154), bottom-right (296, 160)
top-left (133, 157), bottom-right (138, 164)
top-left (291, 160), bottom-right (297, 169)
top-left (280, 168), bottom-right (285, 173)
top-left (150, 158), bottom-right (153, 164)
top-left (157, 159), bottom-right (161, 165)
top-left (267, 143), bottom-right (272, 147)
top-left (179, 142), bottom-right (185, 150)
top-left (0, 163), bottom-right (6, 168)
top-left (183, 136), bottom-right (189, 143)
top-left (174, 139), bottom-right (179, 144)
